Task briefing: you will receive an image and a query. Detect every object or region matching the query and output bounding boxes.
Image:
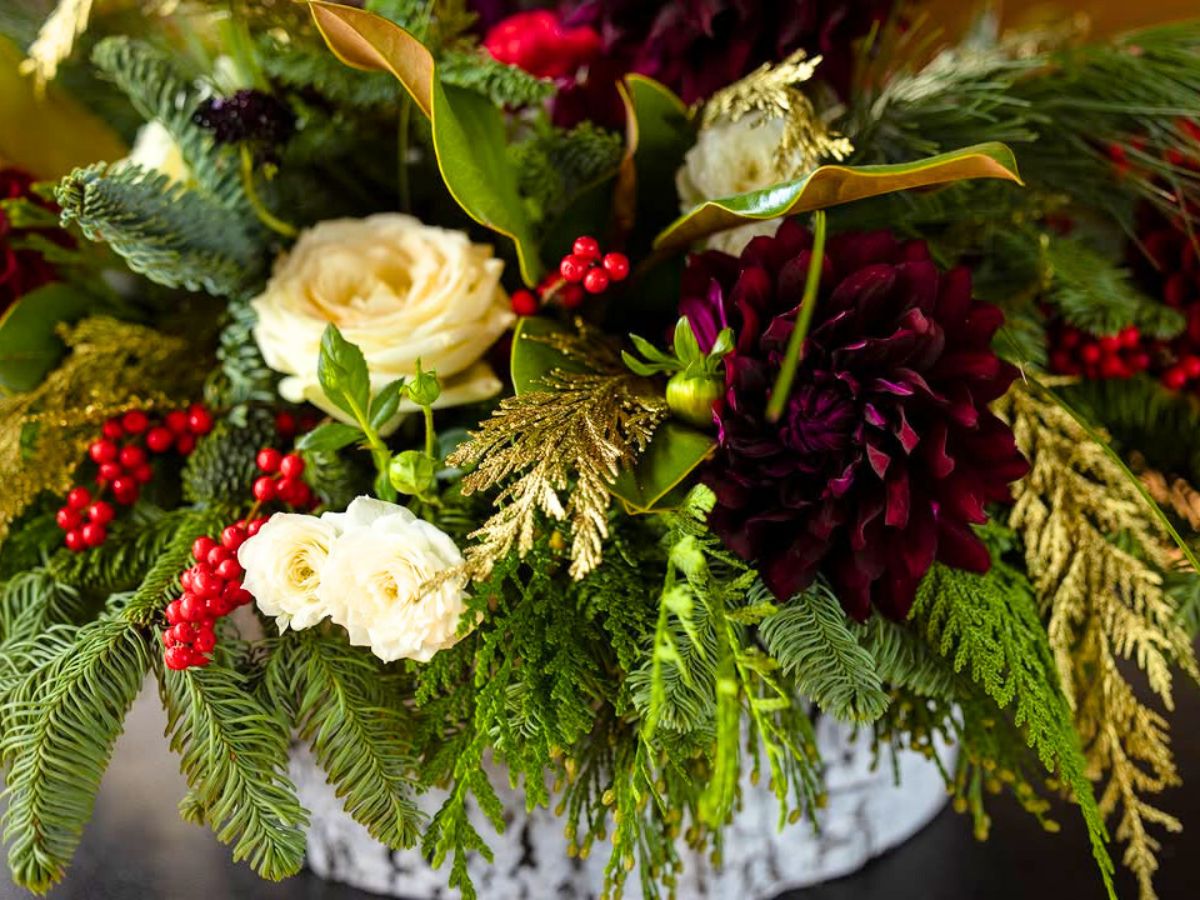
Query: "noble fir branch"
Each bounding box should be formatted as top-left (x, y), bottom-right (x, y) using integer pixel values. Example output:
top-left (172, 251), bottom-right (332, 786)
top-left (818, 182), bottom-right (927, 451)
top-left (56, 163), bottom-right (265, 296)
top-left (759, 578), bottom-right (890, 724)
top-left (448, 326), bottom-right (669, 580)
top-left (0, 572), bottom-right (84, 648)
top-left (256, 33), bottom-right (403, 108)
top-left (995, 381), bottom-right (1200, 900)
top-left (207, 296), bottom-right (277, 411)
top-left (264, 629), bottom-right (422, 850)
top-left (0, 317), bottom-right (202, 542)
top-left (182, 409), bottom-right (278, 506)
top-left (0, 619), bottom-right (152, 894)
top-left (854, 614), bottom-right (960, 702)
top-left (158, 661), bottom-right (307, 880)
top-left (910, 562), bottom-right (1116, 899)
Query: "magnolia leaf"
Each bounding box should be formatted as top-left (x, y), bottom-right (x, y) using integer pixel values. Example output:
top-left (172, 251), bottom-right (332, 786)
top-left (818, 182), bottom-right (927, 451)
top-left (0, 283), bottom-right (94, 394)
top-left (509, 317), bottom-right (588, 394)
top-left (608, 422), bottom-right (716, 513)
top-left (309, 2), bottom-right (543, 284)
top-left (653, 141), bottom-right (1023, 254)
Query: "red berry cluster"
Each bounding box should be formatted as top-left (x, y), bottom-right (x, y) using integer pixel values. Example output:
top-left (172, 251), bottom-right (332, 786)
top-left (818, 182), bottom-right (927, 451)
top-left (510, 236), bottom-right (631, 316)
top-left (162, 449), bottom-right (311, 670)
top-left (56, 405), bottom-right (214, 552)
top-left (1048, 325), bottom-right (1150, 380)
top-left (162, 521), bottom-right (261, 670)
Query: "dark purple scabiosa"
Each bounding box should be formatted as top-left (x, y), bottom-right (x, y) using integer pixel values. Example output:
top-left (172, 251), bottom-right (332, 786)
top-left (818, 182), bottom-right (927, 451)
top-left (681, 220), bottom-right (1029, 621)
top-left (192, 90), bottom-right (296, 160)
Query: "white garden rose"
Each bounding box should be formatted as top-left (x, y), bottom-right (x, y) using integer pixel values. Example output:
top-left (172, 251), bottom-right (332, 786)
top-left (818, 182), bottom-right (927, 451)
top-left (676, 114), bottom-right (808, 255)
top-left (237, 513), bottom-right (338, 632)
top-left (318, 496), bottom-right (469, 663)
top-left (250, 214), bottom-right (515, 428)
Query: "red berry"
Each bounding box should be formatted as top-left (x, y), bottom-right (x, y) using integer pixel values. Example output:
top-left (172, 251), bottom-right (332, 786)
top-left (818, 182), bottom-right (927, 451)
top-left (216, 558), bottom-right (243, 582)
top-left (559, 254), bottom-right (590, 283)
top-left (190, 650), bottom-right (212, 668)
top-left (1100, 356), bottom-right (1130, 379)
top-left (187, 405), bottom-right (214, 436)
top-left (253, 476), bottom-right (277, 502)
top-left (165, 600), bottom-right (183, 625)
top-left (133, 463), bottom-right (154, 484)
top-left (275, 411), bottom-right (297, 437)
top-left (89, 439), bottom-right (118, 464)
top-left (256, 447), bottom-right (282, 473)
top-left (1080, 344), bottom-right (1102, 365)
top-left (1119, 325), bottom-right (1141, 349)
top-left (98, 461), bottom-right (123, 483)
top-left (64, 529), bottom-right (85, 552)
top-left (88, 501), bottom-right (115, 525)
top-left (191, 567), bottom-right (222, 599)
top-left (118, 445), bottom-right (147, 470)
top-left (67, 486), bottom-right (92, 510)
top-left (81, 522), bottom-right (107, 548)
top-left (205, 546), bottom-right (230, 569)
top-left (193, 630), bottom-right (217, 653)
top-left (193, 536), bottom-right (217, 562)
top-left (583, 267), bottom-right (610, 294)
top-left (572, 236), bottom-right (601, 260)
top-left (220, 525), bottom-right (246, 551)
top-left (165, 410), bottom-right (189, 434)
top-left (231, 587), bottom-right (254, 607)
top-left (511, 289), bottom-right (538, 316)
top-left (207, 594), bottom-right (234, 617)
top-left (111, 477), bottom-right (139, 505)
top-left (162, 631), bottom-right (176, 649)
top-left (298, 411), bottom-right (320, 433)
top-left (602, 252), bottom-right (630, 281)
top-left (175, 433), bottom-right (196, 455)
top-left (1130, 351), bottom-right (1151, 371)
top-left (164, 646), bottom-right (191, 670)
top-left (560, 284), bottom-right (585, 309)
top-left (276, 476), bottom-right (304, 505)
top-left (102, 418), bottom-right (125, 440)
top-left (1163, 366), bottom-right (1189, 391)
top-left (180, 593), bottom-right (207, 622)
top-left (169, 623), bottom-right (195, 645)
top-left (1099, 335), bottom-right (1121, 355)
top-left (146, 426), bottom-right (174, 453)
top-left (121, 410), bottom-right (149, 434)
top-left (279, 453), bottom-right (305, 479)
top-left (180, 569), bottom-right (195, 593)
top-left (56, 507), bottom-right (82, 530)
top-left (1185, 356), bottom-right (1200, 379)
top-left (247, 518), bottom-right (267, 536)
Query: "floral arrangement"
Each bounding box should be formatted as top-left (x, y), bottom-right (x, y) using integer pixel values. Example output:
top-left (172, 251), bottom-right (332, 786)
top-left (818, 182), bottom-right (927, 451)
top-left (1, 2), bottom-right (1199, 899)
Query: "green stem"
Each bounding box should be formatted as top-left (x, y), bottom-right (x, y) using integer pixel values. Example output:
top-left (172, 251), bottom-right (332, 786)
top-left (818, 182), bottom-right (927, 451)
top-left (345, 393), bottom-right (394, 498)
top-left (239, 146), bottom-right (298, 239)
top-left (422, 405), bottom-right (436, 459)
top-left (766, 210), bottom-right (827, 423)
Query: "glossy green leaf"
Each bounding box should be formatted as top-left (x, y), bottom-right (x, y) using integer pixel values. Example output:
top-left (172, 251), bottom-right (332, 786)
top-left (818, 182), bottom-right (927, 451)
top-left (297, 421), bottom-right (362, 453)
top-left (309, 2), bottom-right (543, 284)
top-left (653, 141), bottom-right (1023, 254)
top-left (0, 284), bottom-right (94, 394)
top-left (509, 317), bottom-right (588, 394)
top-left (317, 324), bottom-right (371, 422)
top-left (368, 377), bottom-right (407, 431)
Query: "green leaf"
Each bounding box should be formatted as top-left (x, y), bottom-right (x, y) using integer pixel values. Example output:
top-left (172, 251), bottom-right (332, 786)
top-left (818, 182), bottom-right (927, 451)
top-left (608, 421), bottom-right (715, 512)
top-left (368, 377), bottom-right (406, 431)
top-left (317, 324), bottom-right (371, 422)
top-left (298, 421), bottom-right (363, 453)
top-left (509, 316), bottom-right (589, 394)
top-left (672, 316), bottom-right (701, 363)
top-left (654, 141), bottom-right (1023, 254)
top-left (310, 2), bottom-right (543, 284)
top-left (0, 283), bottom-right (93, 394)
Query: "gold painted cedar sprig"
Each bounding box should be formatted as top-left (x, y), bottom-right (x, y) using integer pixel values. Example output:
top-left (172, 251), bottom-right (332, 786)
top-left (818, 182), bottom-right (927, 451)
top-left (996, 381), bottom-right (1200, 900)
top-left (448, 323), bottom-right (668, 581)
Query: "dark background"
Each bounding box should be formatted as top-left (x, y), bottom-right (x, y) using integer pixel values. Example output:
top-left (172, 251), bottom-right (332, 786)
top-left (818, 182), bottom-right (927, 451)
top-left (2, 666), bottom-right (1196, 900)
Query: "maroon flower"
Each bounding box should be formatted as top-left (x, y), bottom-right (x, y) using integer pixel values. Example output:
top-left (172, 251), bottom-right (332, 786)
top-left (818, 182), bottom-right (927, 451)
top-left (1, 167), bottom-right (59, 314)
top-left (683, 220), bottom-right (1029, 621)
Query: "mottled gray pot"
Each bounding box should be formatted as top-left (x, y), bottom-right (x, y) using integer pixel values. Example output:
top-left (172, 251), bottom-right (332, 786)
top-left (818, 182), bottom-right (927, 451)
top-left (290, 716), bottom-right (952, 899)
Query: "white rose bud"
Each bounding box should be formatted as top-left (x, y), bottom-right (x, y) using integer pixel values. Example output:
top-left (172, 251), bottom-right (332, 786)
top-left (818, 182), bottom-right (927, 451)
top-left (250, 214), bottom-right (515, 429)
top-left (237, 513), bottom-right (339, 632)
top-left (318, 497), bottom-right (469, 663)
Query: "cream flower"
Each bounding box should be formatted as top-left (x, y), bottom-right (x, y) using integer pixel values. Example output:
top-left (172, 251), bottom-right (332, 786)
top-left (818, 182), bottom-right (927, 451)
top-left (125, 122), bottom-right (189, 184)
top-left (250, 214), bottom-right (515, 428)
top-left (237, 513), bottom-right (338, 632)
top-left (676, 114), bottom-right (807, 255)
top-left (318, 497), bottom-right (469, 663)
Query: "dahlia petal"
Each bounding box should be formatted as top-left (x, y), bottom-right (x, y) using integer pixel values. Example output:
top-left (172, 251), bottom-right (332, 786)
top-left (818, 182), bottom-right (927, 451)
top-left (885, 468), bottom-right (910, 528)
top-left (866, 440), bottom-right (891, 478)
top-left (935, 517), bottom-right (992, 573)
top-left (920, 420), bottom-right (956, 478)
top-left (894, 405), bottom-right (920, 453)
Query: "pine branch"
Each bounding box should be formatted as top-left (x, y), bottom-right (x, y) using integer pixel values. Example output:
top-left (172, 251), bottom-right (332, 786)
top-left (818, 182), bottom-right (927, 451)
top-left (182, 409), bottom-right (277, 506)
top-left (264, 630), bottom-right (423, 849)
top-left (509, 122), bottom-right (624, 226)
top-left (0, 620), bottom-right (152, 894)
top-left (855, 614), bottom-right (959, 700)
top-left (440, 49), bottom-right (555, 107)
top-left (56, 163), bottom-right (265, 296)
top-left (0, 572), bottom-right (84, 648)
top-left (158, 660), bottom-right (307, 880)
top-left (759, 579), bottom-right (889, 723)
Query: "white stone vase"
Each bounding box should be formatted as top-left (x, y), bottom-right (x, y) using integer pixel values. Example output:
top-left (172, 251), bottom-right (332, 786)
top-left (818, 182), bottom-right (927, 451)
top-left (290, 714), bottom-right (953, 899)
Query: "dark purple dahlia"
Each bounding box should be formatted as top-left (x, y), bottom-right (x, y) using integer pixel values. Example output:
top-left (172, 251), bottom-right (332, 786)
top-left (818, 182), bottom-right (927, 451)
top-left (192, 90), bottom-right (296, 159)
top-left (682, 220), bottom-right (1029, 621)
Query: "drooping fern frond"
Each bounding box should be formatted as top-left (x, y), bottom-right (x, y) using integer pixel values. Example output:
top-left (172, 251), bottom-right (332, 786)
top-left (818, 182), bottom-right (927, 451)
top-left (911, 562), bottom-right (1116, 900)
top-left (0, 619), bottom-right (152, 894)
top-left (759, 579), bottom-right (890, 723)
top-left (158, 661), bottom-right (307, 881)
top-left (996, 381), bottom-right (1200, 900)
top-left (56, 163), bottom-right (266, 296)
top-left (264, 630), bottom-right (422, 850)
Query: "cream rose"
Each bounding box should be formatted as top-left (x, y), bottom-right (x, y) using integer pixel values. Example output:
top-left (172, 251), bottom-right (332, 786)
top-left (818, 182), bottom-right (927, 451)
top-left (237, 513), bottom-right (338, 632)
top-left (676, 114), bottom-right (808, 255)
top-left (318, 497), bottom-right (469, 663)
top-left (125, 122), bottom-right (189, 184)
top-left (250, 214), bottom-right (515, 427)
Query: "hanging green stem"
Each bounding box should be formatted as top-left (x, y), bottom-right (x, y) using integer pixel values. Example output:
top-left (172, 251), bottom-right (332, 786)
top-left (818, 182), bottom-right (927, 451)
top-left (766, 210), bottom-right (826, 423)
top-left (239, 146), bottom-right (298, 239)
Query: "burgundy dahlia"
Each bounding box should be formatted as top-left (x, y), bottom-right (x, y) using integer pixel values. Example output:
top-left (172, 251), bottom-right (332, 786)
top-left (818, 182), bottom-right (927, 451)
top-left (1, 167), bottom-right (60, 314)
top-left (682, 220), bottom-right (1029, 621)
top-left (192, 90), bottom-right (295, 160)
